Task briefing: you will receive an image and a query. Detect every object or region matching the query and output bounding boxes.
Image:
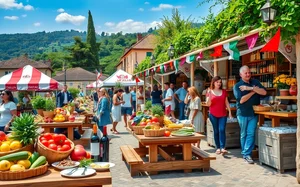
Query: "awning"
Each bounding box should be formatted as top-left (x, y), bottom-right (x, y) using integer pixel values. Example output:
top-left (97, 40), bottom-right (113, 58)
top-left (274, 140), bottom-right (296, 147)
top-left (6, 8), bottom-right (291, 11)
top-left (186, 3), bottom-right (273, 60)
top-left (86, 80), bottom-right (103, 89)
top-left (100, 69), bottom-right (144, 87)
top-left (0, 65), bottom-right (62, 91)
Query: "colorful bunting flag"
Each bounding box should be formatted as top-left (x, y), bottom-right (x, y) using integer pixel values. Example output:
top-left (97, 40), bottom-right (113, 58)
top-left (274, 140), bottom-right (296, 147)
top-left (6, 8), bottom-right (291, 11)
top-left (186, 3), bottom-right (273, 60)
top-left (135, 77), bottom-right (140, 83)
top-left (186, 54), bottom-right (195, 64)
top-left (245, 33), bottom-right (259, 50)
top-left (223, 40), bottom-right (240, 61)
top-left (261, 27), bottom-right (281, 52)
top-left (180, 57), bottom-right (186, 66)
top-left (164, 64), bottom-right (167, 72)
top-left (160, 65), bottom-right (164, 74)
top-left (196, 52), bottom-right (203, 61)
top-left (210, 45), bottom-right (223, 57)
top-left (173, 59), bottom-right (179, 73)
top-left (169, 62), bottom-right (173, 69)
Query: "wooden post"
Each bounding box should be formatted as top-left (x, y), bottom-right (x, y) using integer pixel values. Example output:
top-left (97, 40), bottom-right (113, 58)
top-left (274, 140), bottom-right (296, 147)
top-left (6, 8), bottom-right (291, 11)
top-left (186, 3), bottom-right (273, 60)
top-left (214, 60), bottom-right (218, 76)
top-left (161, 75), bottom-right (164, 91)
top-left (136, 78), bottom-right (138, 112)
top-left (295, 32), bottom-right (300, 183)
top-left (143, 75), bottom-right (146, 105)
top-left (150, 74), bottom-right (153, 92)
top-left (190, 62), bottom-right (195, 87)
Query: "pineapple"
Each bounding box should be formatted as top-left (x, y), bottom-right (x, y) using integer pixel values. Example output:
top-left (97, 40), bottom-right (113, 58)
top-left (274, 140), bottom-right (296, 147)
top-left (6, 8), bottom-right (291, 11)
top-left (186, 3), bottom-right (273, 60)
top-left (10, 113), bottom-right (39, 146)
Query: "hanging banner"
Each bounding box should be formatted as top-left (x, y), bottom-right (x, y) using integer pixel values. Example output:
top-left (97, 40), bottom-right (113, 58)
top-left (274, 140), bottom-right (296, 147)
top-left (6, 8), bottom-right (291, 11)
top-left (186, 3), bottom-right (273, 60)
top-left (178, 62), bottom-right (191, 78)
top-left (261, 27), bottom-right (281, 52)
top-left (186, 54), bottom-right (195, 64)
top-left (279, 39), bottom-right (296, 64)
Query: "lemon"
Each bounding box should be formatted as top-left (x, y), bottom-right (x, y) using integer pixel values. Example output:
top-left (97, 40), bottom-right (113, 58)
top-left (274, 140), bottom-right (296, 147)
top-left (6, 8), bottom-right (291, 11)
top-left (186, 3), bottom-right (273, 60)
top-left (0, 143), bottom-right (10, 152)
top-left (10, 141), bottom-right (22, 150)
top-left (10, 164), bottom-right (25, 172)
top-left (2, 140), bottom-right (11, 145)
top-left (0, 160), bottom-right (11, 171)
top-left (17, 160), bottom-right (31, 169)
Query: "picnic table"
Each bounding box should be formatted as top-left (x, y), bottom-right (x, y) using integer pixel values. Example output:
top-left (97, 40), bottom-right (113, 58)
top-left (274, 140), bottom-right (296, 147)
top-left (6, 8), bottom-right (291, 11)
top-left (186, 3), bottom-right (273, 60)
top-left (38, 116), bottom-right (85, 141)
top-left (121, 131), bottom-right (216, 176)
top-left (0, 168), bottom-right (112, 187)
top-left (255, 111), bottom-right (297, 127)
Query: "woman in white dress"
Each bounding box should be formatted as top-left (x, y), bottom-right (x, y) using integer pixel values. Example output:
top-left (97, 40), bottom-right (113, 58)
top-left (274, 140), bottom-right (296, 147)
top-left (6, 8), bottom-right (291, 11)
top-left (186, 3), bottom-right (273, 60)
top-left (185, 86), bottom-right (204, 148)
top-left (111, 89), bottom-right (124, 134)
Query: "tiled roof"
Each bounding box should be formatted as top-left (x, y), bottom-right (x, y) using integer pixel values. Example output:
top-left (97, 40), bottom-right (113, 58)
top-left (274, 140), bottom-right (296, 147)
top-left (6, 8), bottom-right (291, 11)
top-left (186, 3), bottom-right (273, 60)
top-left (0, 55), bottom-right (52, 70)
top-left (53, 67), bottom-right (107, 81)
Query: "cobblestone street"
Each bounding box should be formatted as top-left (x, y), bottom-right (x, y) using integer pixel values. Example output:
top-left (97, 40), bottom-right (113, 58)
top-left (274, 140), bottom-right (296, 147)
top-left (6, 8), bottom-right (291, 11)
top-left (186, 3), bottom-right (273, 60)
top-left (104, 122), bottom-right (299, 187)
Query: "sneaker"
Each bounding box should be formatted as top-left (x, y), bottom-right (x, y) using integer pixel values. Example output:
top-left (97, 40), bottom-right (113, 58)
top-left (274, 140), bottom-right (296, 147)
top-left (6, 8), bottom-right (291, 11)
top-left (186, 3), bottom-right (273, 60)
top-left (244, 156), bottom-right (254, 164)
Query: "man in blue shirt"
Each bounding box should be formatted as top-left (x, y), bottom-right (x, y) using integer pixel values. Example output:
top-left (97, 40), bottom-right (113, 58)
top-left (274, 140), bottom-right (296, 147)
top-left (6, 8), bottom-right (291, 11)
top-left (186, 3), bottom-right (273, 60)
top-left (233, 65), bottom-right (266, 164)
top-left (130, 87), bottom-right (136, 112)
top-left (174, 81), bottom-right (188, 120)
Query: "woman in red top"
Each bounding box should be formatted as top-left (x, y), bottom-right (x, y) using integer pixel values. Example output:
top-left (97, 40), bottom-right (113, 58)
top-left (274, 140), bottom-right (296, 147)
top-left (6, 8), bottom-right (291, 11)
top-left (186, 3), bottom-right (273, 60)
top-left (206, 76), bottom-right (232, 155)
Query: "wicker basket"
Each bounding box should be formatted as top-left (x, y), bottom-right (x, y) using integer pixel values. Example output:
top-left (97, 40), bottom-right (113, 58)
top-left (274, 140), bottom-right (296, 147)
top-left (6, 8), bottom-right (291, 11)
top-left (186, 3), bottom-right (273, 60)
top-left (0, 144), bottom-right (34, 157)
top-left (132, 126), bottom-right (144, 135)
top-left (143, 128), bottom-right (165, 137)
top-left (253, 105), bottom-right (272, 112)
top-left (0, 162), bottom-right (48, 180)
top-left (37, 136), bottom-right (74, 164)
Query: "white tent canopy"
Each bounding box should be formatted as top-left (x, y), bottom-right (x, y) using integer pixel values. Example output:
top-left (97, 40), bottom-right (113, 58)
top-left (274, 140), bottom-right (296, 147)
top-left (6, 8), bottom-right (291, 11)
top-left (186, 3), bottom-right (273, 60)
top-left (86, 80), bottom-right (103, 89)
top-left (99, 69), bottom-right (144, 87)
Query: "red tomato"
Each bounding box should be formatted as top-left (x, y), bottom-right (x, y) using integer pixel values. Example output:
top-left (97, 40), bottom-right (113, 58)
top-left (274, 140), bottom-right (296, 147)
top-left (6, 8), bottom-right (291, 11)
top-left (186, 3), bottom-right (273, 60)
top-left (151, 117), bottom-right (159, 123)
top-left (48, 144), bottom-right (57, 151)
top-left (164, 131), bottom-right (171, 137)
top-left (0, 131), bottom-right (6, 141)
top-left (75, 144), bottom-right (84, 149)
top-left (85, 152), bottom-right (91, 159)
top-left (43, 133), bottom-right (53, 140)
top-left (61, 145), bottom-right (71, 151)
top-left (57, 145), bottom-right (62, 149)
top-left (63, 140), bottom-right (71, 147)
top-left (40, 136), bottom-right (47, 141)
top-left (48, 139), bottom-right (55, 145)
top-left (57, 147), bottom-right (63, 151)
top-left (53, 134), bottom-right (66, 145)
top-left (41, 140), bottom-right (49, 147)
top-left (70, 148), bottom-right (87, 161)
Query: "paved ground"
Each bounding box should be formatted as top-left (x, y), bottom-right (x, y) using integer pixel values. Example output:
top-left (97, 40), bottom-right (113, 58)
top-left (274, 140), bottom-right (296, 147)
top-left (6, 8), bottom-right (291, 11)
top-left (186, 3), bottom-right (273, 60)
top-left (102, 121), bottom-right (299, 187)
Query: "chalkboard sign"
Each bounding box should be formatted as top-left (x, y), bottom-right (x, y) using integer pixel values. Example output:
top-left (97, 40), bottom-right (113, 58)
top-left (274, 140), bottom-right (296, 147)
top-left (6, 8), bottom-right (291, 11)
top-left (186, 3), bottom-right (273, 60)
top-left (230, 60), bottom-right (242, 80)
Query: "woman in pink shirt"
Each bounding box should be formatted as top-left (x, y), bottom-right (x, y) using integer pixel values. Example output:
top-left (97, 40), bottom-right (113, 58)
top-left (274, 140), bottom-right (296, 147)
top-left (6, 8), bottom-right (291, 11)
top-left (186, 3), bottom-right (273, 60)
top-left (206, 76), bottom-right (232, 155)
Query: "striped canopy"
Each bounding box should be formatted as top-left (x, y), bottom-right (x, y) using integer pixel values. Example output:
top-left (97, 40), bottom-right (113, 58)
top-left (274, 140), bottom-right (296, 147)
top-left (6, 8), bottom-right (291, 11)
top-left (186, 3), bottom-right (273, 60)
top-left (0, 65), bottom-right (62, 91)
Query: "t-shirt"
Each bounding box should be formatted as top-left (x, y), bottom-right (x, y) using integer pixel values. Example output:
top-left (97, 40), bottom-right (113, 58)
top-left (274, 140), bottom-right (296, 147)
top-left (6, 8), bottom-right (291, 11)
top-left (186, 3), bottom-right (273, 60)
top-left (208, 90), bottom-right (227, 117)
top-left (131, 91), bottom-right (136, 101)
top-left (164, 88), bottom-right (175, 107)
top-left (122, 93), bottom-right (132, 107)
top-left (137, 91), bottom-right (144, 105)
top-left (175, 87), bottom-right (188, 101)
top-left (0, 102), bottom-right (16, 127)
top-left (22, 97), bottom-right (30, 104)
top-left (151, 91), bottom-right (162, 104)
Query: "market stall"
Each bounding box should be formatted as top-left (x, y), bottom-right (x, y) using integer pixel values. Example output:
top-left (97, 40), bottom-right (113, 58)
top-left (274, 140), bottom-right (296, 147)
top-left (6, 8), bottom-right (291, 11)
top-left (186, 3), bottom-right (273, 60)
top-left (100, 69), bottom-right (144, 87)
top-left (86, 80), bottom-right (103, 89)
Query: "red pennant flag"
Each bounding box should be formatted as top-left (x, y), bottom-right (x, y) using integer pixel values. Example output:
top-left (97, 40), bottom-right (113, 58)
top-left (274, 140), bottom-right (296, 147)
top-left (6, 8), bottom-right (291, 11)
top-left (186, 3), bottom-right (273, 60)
top-left (210, 45), bottom-right (223, 57)
top-left (261, 27), bottom-right (281, 52)
top-left (135, 77), bottom-right (140, 83)
top-left (180, 57), bottom-right (186, 66)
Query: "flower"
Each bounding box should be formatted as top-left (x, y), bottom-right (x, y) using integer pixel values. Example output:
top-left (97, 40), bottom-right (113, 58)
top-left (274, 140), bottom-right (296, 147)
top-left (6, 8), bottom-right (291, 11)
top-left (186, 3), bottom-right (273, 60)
top-left (273, 74), bottom-right (296, 89)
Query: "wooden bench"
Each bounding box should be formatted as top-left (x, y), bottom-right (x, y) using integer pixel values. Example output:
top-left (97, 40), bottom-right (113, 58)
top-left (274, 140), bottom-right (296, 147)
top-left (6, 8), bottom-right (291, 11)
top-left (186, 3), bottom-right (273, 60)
top-left (192, 146), bottom-right (216, 172)
top-left (120, 145), bottom-right (143, 176)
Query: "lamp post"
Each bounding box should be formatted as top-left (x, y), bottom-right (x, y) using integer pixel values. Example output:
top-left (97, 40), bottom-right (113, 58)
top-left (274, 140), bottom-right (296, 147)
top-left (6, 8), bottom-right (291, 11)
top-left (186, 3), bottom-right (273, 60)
top-left (150, 54), bottom-right (155, 66)
top-left (168, 44), bottom-right (175, 59)
top-left (63, 61), bottom-right (67, 85)
top-left (260, 0), bottom-right (276, 26)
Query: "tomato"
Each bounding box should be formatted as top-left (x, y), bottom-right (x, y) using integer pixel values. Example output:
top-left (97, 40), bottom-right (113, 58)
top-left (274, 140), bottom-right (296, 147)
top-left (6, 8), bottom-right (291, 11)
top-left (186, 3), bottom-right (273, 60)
top-left (151, 117), bottom-right (159, 123)
top-left (0, 131), bottom-right (6, 141)
top-left (140, 122), bottom-right (147, 126)
top-left (75, 144), bottom-right (84, 149)
top-left (70, 148), bottom-right (87, 161)
top-left (164, 131), bottom-right (171, 137)
top-left (48, 144), bottom-right (57, 151)
top-left (40, 136), bottom-right (47, 141)
top-left (85, 152), bottom-right (91, 159)
top-left (48, 139), bottom-right (55, 145)
top-left (57, 145), bottom-right (62, 149)
top-left (53, 134), bottom-right (66, 145)
top-left (57, 147), bottom-right (63, 151)
top-left (41, 140), bottom-right (49, 147)
top-left (61, 145), bottom-right (71, 151)
top-left (63, 140), bottom-right (71, 147)
top-left (43, 133), bottom-right (53, 141)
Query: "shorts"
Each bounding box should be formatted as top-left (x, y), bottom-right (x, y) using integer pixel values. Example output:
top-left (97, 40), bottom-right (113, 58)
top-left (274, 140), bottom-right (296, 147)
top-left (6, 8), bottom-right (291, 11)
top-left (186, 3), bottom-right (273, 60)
top-left (121, 107), bottom-right (133, 115)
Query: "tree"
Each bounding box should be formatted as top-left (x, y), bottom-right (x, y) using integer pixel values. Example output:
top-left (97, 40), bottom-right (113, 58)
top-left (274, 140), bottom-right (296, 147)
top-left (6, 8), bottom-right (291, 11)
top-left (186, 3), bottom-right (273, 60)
top-left (86, 10), bottom-right (100, 69)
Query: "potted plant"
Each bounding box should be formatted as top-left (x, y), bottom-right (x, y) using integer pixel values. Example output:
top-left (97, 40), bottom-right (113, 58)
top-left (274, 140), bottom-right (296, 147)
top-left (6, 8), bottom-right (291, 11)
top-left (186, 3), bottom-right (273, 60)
top-left (150, 105), bottom-right (164, 125)
top-left (31, 96), bottom-right (46, 116)
top-left (273, 74), bottom-right (296, 96)
top-left (43, 98), bottom-right (56, 119)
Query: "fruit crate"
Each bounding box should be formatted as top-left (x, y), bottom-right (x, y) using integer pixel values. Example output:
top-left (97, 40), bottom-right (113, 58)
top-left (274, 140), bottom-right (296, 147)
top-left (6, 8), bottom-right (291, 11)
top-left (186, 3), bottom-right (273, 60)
top-left (258, 128), bottom-right (296, 173)
top-left (206, 119), bottom-right (240, 148)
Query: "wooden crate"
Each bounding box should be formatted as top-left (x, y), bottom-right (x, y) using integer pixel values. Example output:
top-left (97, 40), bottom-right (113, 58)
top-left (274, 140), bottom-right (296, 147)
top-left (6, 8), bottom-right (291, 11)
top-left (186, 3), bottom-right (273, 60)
top-left (258, 129), bottom-right (296, 173)
top-left (206, 119), bottom-right (240, 148)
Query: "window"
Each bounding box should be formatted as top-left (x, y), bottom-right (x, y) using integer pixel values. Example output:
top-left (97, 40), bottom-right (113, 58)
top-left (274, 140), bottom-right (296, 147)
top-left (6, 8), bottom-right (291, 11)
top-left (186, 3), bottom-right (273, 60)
top-left (146, 52), bottom-right (152, 57)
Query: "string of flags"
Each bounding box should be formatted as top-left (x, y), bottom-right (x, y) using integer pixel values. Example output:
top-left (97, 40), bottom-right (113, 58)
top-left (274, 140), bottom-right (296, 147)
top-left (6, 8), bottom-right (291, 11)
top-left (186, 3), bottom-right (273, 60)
top-left (136, 27), bottom-right (281, 80)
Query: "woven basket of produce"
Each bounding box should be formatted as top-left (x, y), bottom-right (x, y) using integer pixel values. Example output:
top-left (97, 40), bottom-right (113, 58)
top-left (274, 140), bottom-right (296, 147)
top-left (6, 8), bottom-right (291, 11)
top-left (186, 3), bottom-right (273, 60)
top-left (0, 143), bottom-right (34, 157)
top-left (143, 128), bottom-right (165, 137)
top-left (132, 126), bottom-right (144, 135)
top-left (37, 135), bottom-right (74, 164)
top-left (253, 105), bottom-right (272, 112)
top-left (0, 162), bottom-right (48, 180)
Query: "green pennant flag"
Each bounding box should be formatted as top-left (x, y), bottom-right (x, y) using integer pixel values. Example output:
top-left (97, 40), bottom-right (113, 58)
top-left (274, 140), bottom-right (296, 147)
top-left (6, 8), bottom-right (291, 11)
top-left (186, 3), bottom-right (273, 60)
top-left (160, 65), bottom-right (164, 74)
top-left (173, 60), bottom-right (179, 73)
top-left (224, 40), bottom-right (240, 61)
top-left (189, 54), bottom-right (195, 62)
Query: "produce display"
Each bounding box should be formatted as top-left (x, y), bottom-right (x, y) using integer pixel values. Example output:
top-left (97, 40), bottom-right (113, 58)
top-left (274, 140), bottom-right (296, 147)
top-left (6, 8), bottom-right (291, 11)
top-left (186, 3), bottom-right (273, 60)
top-left (171, 128), bottom-right (195, 136)
top-left (39, 133), bottom-right (71, 151)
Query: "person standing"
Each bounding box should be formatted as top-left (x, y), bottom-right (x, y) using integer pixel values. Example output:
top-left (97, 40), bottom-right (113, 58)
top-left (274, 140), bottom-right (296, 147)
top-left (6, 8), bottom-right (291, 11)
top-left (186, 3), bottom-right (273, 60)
top-left (151, 85), bottom-right (162, 106)
top-left (206, 76), bottom-right (232, 155)
top-left (111, 89), bottom-right (125, 134)
top-left (22, 92), bottom-right (31, 105)
top-left (92, 88), bottom-right (99, 112)
top-left (145, 87), bottom-right (151, 101)
top-left (79, 90), bottom-right (84, 97)
top-left (0, 90), bottom-right (17, 134)
top-left (233, 65), bottom-right (266, 164)
top-left (162, 82), bottom-right (175, 118)
top-left (184, 86), bottom-right (204, 148)
top-left (174, 81), bottom-right (188, 120)
top-left (121, 87), bottom-right (132, 127)
top-left (97, 88), bottom-right (112, 134)
top-left (131, 87), bottom-right (137, 112)
top-left (56, 85), bottom-right (73, 107)
top-left (137, 86), bottom-right (144, 110)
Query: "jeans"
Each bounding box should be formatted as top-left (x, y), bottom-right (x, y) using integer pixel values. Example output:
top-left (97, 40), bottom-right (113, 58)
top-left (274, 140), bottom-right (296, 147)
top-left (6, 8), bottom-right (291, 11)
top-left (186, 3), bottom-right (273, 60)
top-left (54, 128), bottom-right (81, 140)
top-left (209, 114), bottom-right (227, 149)
top-left (132, 101), bottom-right (136, 113)
top-left (237, 115), bottom-right (258, 157)
top-left (178, 102), bottom-right (186, 120)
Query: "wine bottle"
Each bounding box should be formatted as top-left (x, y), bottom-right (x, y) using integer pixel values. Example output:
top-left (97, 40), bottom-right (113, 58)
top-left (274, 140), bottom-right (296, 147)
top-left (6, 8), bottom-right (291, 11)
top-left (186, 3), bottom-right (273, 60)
top-left (100, 126), bottom-right (109, 162)
top-left (91, 124), bottom-right (100, 162)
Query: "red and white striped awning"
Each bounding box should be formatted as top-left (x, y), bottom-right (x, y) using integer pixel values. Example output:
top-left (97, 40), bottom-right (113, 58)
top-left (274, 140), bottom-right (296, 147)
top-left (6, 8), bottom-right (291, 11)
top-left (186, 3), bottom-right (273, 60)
top-left (0, 65), bottom-right (62, 91)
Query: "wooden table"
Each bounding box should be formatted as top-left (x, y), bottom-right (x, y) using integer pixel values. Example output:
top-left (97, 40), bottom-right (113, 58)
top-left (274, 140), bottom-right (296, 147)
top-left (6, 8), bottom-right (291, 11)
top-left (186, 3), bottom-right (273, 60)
top-left (256, 111), bottom-right (297, 127)
top-left (124, 133), bottom-right (215, 175)
top-left (38, 117), bottom-right (85, 141)
top-left (0, 168), bottom-right (112, 187)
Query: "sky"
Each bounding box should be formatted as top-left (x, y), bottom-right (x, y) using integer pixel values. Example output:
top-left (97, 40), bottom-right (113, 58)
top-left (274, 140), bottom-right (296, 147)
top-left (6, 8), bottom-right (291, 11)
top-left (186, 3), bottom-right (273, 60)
top-left (0, 0), bottom-right (219, 34)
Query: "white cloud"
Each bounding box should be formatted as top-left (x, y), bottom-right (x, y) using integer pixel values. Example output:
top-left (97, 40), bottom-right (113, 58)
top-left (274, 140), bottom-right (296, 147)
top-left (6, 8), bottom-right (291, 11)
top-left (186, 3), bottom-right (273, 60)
top-left (138, 8), bottom-right (144, 12)
top-left (0, 0), bottom-right (34, 10)
top-left (22, 14), bottom-right (27, 17)
top-left (24, 4), bottom-right (34, 10)
top-left (151, 4), bottom-right (183, 11)
top-left (144, 2), bottom-right (149, 4)
top-left (104, 22), bottom-right (115, 27)
top-left (4, 16), bottom-right (19, 20)
top-left (33, 22), bottom-right (41, 26)
top-left (105, 19), bottom-right (160, 33)
top-left (57, 8), bottom-right (65, 13)
top-left (55, 12), bottom-right (86, 26)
